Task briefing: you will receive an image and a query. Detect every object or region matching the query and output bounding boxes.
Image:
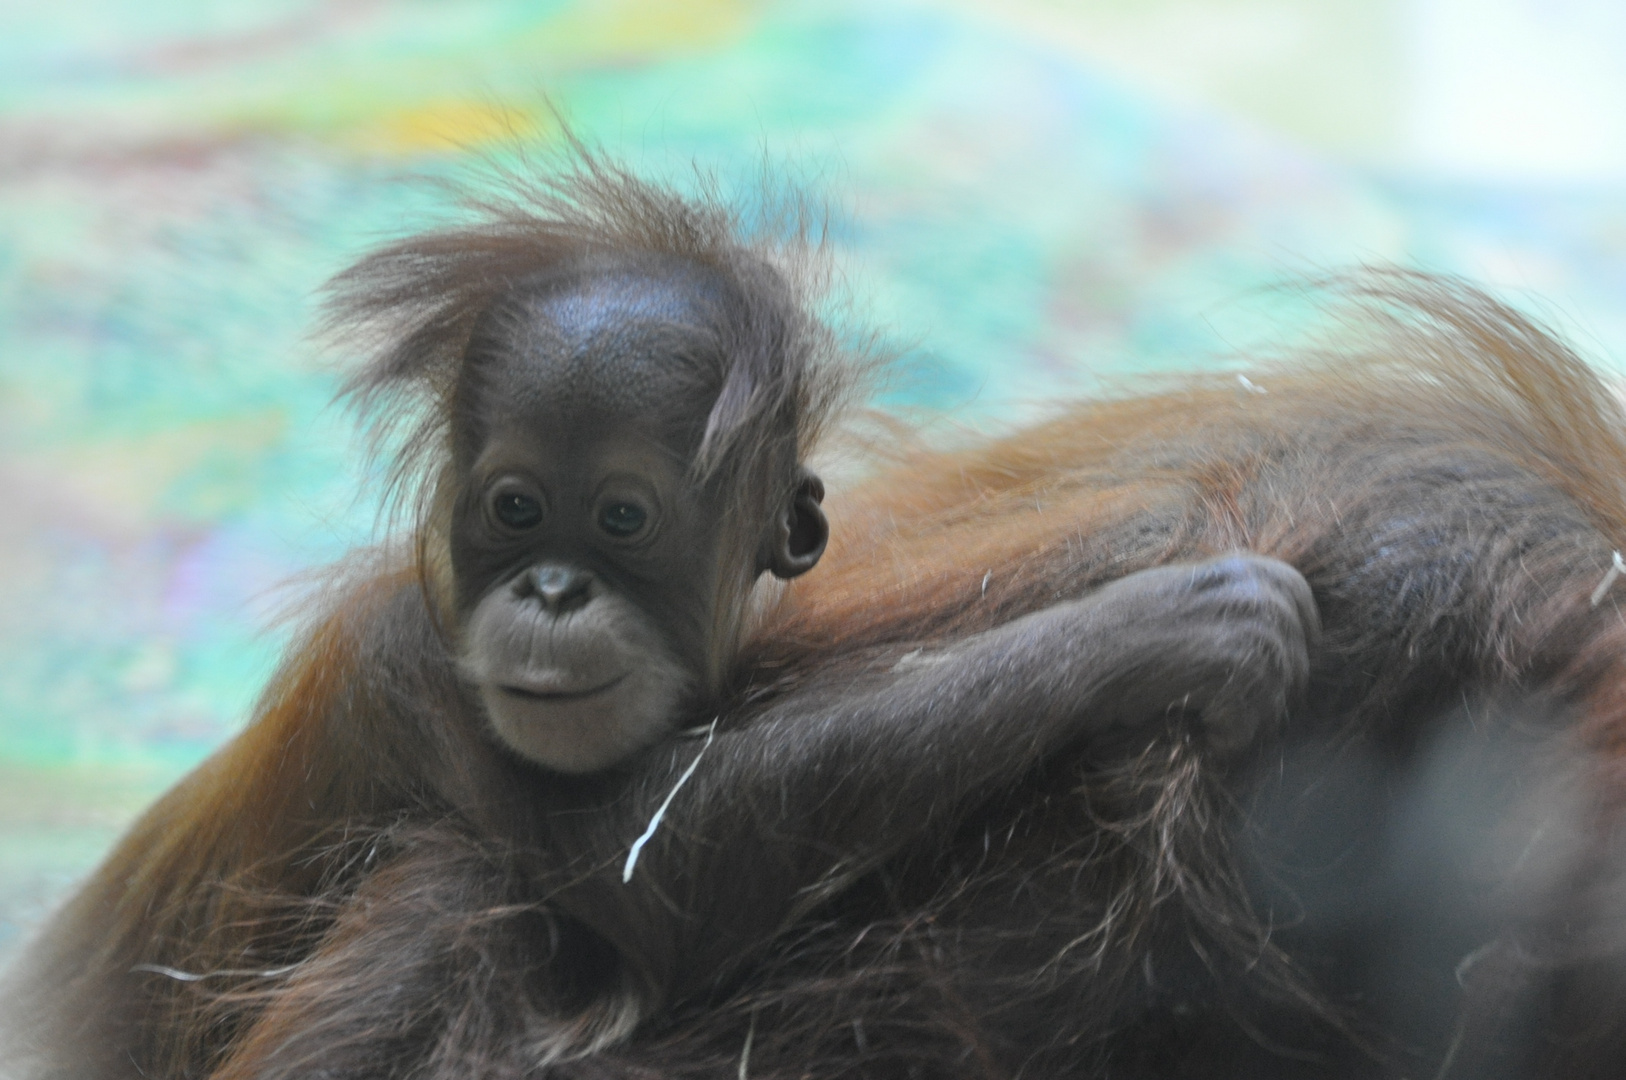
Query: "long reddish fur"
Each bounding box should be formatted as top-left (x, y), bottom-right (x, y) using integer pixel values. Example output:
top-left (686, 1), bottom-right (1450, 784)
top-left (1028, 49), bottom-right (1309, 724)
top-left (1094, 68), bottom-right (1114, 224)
top-left (9, 274), bottom-right (1626, 1077)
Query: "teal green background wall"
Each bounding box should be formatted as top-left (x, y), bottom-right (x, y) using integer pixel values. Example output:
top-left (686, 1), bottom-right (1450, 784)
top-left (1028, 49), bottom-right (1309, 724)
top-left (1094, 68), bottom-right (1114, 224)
top-left (4, 0), bottom-right (1626, 957)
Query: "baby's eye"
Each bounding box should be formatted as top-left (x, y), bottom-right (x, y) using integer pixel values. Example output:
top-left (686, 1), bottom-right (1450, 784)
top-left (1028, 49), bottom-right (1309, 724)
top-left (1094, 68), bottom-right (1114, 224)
top-left (598, 502), bottom-right (648, 538)
top-left (492, 491), bottom-right (544, 530)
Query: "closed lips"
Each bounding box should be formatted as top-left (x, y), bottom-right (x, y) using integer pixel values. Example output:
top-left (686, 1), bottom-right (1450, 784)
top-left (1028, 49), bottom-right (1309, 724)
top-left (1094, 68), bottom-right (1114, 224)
top-left (502, 674), bottom-right (627, 701)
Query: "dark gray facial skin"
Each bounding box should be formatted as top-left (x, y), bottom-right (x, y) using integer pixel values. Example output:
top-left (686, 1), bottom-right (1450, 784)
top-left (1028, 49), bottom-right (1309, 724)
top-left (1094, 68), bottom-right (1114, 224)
top-left (450, 265), bottom-right (783, 772)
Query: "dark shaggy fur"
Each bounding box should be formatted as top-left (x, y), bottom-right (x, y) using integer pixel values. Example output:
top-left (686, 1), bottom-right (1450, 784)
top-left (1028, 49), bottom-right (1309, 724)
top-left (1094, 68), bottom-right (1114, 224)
top-left (4, 156), bottom-right (1626, 1080)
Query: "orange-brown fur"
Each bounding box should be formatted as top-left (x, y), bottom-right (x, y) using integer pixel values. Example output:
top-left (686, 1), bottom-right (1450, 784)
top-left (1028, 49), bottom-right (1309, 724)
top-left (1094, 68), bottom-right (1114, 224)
top-left (8, 266), bottom-right (1626, 1079)
top-left (704, 275), bottom-right (1626, 1076)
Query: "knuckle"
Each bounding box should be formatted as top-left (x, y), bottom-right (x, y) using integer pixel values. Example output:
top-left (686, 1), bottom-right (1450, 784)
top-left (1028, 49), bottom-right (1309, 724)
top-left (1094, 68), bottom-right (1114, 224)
top-left (1193, 553), bottom-right (1266, 589)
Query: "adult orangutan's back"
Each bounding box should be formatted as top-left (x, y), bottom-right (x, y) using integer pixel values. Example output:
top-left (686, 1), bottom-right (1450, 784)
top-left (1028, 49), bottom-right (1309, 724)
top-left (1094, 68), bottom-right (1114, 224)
top-left (8, 261), bottom-right (1626, 1078)
top-left (669, 275), bottom-right (1626, 1078)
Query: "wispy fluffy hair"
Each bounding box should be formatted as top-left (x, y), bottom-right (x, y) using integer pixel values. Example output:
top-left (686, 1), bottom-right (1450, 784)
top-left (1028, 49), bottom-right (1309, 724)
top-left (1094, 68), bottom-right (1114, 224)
top-left (324, 144), bottom-right (871, 541)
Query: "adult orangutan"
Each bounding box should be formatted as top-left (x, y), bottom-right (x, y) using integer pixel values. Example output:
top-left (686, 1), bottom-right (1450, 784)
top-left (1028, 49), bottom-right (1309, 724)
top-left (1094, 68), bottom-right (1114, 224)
top-left (3, 156), bottom-right (1623, 1079)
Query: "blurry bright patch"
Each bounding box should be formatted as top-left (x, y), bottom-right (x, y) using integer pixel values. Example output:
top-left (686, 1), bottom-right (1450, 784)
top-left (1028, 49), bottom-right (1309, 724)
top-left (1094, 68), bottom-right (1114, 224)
top-left (358, 101), bottom-right (547, 154)
top-left (525, 0), bottom-right (755, 55)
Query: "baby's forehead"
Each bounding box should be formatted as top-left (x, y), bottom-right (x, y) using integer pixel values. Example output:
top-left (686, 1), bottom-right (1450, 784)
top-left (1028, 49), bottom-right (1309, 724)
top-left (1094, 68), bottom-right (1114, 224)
top-left (516, 252), bottom-right (730, 333)
top-left (530, 268), bottom-right (718, 339)
top-left (476, 262), bottom-right (721, 401)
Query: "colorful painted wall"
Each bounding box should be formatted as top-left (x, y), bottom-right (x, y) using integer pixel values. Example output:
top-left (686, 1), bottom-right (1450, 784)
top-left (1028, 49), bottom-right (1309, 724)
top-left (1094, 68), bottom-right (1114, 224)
top-left (4, 0), bottom-right (1625, 957)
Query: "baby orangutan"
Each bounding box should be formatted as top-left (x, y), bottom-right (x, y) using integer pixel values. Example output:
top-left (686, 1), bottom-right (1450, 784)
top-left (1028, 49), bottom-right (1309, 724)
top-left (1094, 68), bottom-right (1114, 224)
top-left (0, 157), bottom-right (1318, 1080)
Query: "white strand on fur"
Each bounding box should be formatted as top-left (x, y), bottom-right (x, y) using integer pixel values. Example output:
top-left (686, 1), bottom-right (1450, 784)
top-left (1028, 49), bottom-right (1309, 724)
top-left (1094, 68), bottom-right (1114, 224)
top-left (623, 718), bottom-right (718, 883)
top-left (1589, 550), bottom-right (1626, 607)
top-left (130, 963), bottom-right (299, 982)
top-left (738, 1011), bottom-right (757, 1080)
top-left (1237, 374), bottom-right (1267, 394)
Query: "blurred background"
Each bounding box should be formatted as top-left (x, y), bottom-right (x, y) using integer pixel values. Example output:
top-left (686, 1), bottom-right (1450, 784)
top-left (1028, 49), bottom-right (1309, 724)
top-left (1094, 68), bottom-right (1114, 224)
top-left (3, 0), bottom-right (1626, 960)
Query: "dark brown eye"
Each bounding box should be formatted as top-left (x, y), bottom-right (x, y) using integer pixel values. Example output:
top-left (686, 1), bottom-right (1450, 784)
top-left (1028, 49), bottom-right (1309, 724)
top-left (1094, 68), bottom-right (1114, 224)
top-left (598, 501), bottom-right (648, 538)
top-left (493, 491), bottom-right (544, 530)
